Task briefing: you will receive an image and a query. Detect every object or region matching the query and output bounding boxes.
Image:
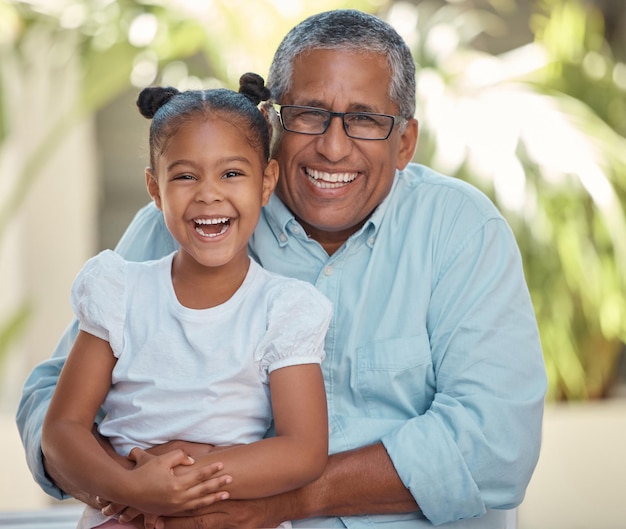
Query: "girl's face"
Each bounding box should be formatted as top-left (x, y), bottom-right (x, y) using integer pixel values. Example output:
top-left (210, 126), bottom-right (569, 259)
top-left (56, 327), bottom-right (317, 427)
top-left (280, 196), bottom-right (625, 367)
top-left (146, 115), bottom-right (278, 275)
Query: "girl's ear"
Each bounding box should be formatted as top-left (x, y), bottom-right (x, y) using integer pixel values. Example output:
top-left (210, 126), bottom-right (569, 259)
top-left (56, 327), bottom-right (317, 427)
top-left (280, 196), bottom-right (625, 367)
top-left (261, 159), bottom-right (279, 206)
top-left (145, 168), bottom-right (162, 210)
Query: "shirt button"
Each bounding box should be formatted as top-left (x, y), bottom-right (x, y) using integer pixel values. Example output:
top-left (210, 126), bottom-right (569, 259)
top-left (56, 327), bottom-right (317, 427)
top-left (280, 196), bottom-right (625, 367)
top-left (279, 233), bottom-right (287, 243)
top-left (324, 265), bottom-right (334, 276)
top-left (368, 236), bottom-right (376, 245)
top-left (292, 226), bottom-right (302, 235)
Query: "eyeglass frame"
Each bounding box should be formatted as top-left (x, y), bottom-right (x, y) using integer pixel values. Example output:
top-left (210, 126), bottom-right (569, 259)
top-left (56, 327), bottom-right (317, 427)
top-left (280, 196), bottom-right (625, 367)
top-left (277, 105), bottom-right (406, 141)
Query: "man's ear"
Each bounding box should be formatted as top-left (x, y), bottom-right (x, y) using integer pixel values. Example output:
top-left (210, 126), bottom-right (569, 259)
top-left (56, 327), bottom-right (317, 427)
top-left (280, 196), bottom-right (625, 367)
top-left (145, 168), bottom-right (162, 210)
top-left (261, 159), bottom-right (279, 206)
top-left (396, 118), bottom-right (419, 171)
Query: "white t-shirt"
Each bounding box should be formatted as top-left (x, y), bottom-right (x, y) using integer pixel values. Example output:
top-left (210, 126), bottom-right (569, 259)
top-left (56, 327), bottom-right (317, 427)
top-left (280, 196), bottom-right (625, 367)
top-left (71, 250), bottom-right (332, 455)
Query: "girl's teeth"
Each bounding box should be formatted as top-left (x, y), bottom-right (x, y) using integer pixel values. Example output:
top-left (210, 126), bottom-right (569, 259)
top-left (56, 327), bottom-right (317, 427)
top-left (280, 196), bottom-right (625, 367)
top-left (195, 217), bottom-right (229, 225)
top-left (194, 218), bottom-right (230, 237)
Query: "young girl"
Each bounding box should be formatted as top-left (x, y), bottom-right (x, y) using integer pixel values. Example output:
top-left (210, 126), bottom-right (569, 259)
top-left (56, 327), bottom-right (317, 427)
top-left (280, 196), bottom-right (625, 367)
top-left (42, 74), bottom-right (332, 529)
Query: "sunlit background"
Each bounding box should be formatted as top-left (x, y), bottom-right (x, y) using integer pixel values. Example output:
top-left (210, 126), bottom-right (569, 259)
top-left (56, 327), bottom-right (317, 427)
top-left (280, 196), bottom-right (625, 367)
top-left (1, 0), bottom-right (625, 527)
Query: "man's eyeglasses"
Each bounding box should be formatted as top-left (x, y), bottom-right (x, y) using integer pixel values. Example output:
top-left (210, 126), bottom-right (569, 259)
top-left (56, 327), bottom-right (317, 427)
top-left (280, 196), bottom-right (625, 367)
top-left (278, 105), bottom-right (405, 141)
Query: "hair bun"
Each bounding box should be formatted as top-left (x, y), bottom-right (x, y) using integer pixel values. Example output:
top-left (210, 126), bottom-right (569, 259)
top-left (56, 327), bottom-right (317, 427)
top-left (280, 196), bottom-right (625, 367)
top-left (136, 86), bottom-right (180, 119)
top-left (239, 72), bottom-right (271, 106)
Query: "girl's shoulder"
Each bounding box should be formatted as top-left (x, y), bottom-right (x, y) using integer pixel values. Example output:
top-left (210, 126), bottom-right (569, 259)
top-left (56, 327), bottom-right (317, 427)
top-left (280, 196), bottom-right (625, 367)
top-left (75, 250), bottom-right (127, 289)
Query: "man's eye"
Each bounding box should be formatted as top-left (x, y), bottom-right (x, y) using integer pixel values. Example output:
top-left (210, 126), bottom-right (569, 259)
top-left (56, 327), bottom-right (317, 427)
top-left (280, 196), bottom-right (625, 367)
top-left (295, 109), bottom-right (326, 120)
top-left (351, 113), bottom-right (378, 123)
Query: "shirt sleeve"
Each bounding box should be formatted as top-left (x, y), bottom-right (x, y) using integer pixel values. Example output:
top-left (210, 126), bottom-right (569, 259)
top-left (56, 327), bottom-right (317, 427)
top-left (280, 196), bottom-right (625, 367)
top-left (15, 321), bottom-right (80, 500)
top-left (382, 215), bottom-right (547, 525)
top-left (15, 202), bottom-right (172, 499)
top-left (255, 281), bottom-right (332, 383)
top-left (70, 250), bottom-right (127, 356)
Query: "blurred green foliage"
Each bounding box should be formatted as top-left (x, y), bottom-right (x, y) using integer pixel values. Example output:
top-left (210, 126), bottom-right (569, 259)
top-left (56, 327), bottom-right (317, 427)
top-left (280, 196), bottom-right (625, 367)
top-left (405, 0), bottom-right (626, 400)
top-left (528, 0), bottom-right (626, 399)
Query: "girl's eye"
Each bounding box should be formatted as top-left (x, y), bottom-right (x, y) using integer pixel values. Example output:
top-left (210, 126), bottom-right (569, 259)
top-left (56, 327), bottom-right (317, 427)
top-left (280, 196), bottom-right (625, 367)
top-left (223, 170), bottom-right (243, 179)
top-left (173, 174), bottom-right (194, 181)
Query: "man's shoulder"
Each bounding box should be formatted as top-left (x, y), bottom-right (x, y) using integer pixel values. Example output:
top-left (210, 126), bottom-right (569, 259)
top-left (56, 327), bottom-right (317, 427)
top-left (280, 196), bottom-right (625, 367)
top-left (395, 163), bottom-right (501, 219)
top-left (398, 163), bottom-right (483, 196)
top-left (115, 202), bottom-right (177, 261)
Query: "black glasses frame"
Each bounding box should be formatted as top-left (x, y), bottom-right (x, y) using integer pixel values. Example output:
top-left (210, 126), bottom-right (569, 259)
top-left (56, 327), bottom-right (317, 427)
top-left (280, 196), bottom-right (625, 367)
top-left (278, 105), bottom-right (404, 141)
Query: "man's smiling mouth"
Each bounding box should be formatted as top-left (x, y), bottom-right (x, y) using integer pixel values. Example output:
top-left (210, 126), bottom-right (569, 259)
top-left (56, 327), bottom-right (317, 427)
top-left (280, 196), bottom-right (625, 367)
top-left (306, 168), bottom-right (358, 189)
top-left (194, 217), bottom-right (230, 237)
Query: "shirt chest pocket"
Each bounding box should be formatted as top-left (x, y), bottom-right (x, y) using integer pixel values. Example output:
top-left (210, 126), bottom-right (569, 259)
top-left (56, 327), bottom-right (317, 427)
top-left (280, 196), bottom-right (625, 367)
top-left (356, 334), bottom-right (435, 418)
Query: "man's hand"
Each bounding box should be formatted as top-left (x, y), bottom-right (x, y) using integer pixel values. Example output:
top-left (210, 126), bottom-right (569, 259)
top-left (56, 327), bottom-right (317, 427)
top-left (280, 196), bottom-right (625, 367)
top-left (161, 496), bottom-right (287, 529)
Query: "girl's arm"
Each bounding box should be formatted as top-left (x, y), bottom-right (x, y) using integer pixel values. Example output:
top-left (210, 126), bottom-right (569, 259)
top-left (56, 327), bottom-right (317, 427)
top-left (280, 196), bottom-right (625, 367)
top-left (178, 363), bottom-right (328, 499)
top-left (41, 331), bottom-right (230, 515)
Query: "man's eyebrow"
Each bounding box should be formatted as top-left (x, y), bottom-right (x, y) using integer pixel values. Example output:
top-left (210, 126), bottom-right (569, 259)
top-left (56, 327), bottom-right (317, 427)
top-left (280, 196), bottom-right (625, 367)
top-left (295, 100), bottom-right (380, 113)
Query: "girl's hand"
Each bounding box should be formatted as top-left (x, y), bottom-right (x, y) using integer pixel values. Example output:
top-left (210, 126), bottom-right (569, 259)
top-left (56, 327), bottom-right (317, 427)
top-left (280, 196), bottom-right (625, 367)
top-left (107, 447), bottom-right (232, 517)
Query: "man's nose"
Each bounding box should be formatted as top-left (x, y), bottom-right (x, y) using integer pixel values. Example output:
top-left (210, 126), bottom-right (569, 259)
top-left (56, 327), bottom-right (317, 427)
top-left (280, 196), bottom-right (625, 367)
top-left (316, 115), bottom-right (353, 161)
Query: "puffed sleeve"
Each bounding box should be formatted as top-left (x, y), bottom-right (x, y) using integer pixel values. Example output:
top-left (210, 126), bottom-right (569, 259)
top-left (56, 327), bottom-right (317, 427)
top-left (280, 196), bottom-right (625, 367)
top-left (256, 281), bottom-right (332, 383)
top-left (70, 249), bottom-right (127, 356)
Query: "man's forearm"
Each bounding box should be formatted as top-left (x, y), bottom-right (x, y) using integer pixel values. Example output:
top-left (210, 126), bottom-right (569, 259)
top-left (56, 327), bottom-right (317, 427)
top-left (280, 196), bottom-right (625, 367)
top-left (161, 442), bottom-right (420, 529)
top-left (279, 442), bottom-right (419, 520)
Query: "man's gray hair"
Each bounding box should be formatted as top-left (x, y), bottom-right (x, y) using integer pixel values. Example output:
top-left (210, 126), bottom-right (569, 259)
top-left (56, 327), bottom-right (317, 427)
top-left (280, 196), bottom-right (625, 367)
top-left (267, 9), bottom-right (416, 120)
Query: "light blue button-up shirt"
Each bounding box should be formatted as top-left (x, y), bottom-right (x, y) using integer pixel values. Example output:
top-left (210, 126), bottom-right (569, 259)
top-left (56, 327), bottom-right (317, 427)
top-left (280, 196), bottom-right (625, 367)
top-left (17, 163), bottom-right (546, 528)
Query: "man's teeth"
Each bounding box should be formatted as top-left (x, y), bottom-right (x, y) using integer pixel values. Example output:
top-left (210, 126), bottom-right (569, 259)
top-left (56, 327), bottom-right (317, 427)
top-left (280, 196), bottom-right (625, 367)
top-left (194, 218), bottom-right (230, 238)
top-left (306, 168), bottom-right (357, 188)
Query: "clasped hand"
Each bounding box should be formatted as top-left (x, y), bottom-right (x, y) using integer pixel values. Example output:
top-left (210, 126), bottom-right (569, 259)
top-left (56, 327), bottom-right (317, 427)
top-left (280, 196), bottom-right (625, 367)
top-left (98, 442), bottom-right (231, 529)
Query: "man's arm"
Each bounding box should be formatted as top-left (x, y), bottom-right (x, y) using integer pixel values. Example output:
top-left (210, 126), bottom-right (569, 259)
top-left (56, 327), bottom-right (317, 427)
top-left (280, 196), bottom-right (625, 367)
top-left (284, 443), bottom-right (417, 519)
top-left (16, 320), bottom-right (81, 500)
top-left (162, 443), bottom-right (419, 529)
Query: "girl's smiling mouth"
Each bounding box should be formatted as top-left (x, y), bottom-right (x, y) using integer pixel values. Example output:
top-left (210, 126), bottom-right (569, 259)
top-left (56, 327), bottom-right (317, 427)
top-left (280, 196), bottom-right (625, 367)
top-left (194, 217), bottom-right (231, 238)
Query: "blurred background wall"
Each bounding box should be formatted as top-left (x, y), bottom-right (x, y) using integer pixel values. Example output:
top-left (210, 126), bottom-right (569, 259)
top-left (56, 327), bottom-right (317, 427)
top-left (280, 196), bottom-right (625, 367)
top-left (1, 0), bottom-right (625, 526)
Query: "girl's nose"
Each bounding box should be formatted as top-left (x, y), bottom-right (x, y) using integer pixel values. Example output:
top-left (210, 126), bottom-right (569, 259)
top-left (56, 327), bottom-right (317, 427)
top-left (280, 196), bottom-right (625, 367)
top-left (195, 178), bottom-right (223, 204)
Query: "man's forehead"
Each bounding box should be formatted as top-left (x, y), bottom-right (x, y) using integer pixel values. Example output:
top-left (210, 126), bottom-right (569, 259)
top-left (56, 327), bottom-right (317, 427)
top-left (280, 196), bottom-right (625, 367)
top-left (285, 49), bottom-right (393, 112)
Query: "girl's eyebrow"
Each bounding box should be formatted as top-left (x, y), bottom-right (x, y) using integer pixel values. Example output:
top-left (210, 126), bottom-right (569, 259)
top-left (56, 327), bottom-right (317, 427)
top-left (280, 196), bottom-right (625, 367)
top-left (215, 155), bottom-right (254, 166)
top-left (166, 156), bottom-right (253, 172)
